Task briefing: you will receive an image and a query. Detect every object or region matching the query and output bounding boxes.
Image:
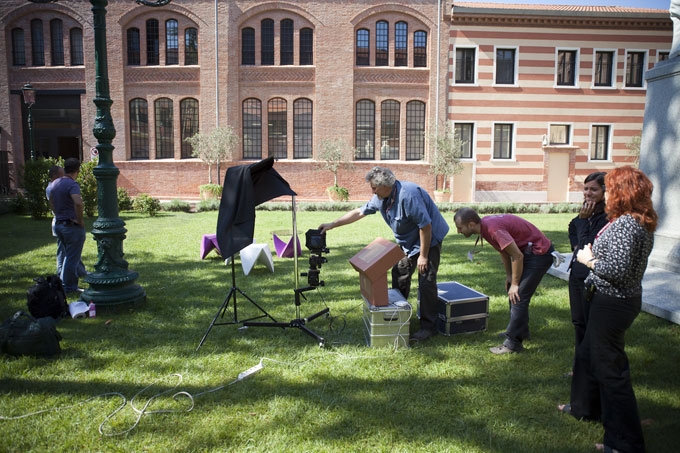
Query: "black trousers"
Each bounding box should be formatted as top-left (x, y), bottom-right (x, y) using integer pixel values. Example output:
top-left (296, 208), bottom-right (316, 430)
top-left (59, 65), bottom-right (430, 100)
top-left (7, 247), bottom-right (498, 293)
top-left (570, 291), bottom-right (645, 452)
top-left (391, 244), bottom-right (441, 331)
top-left (568, 276), bottom-right (589, 353)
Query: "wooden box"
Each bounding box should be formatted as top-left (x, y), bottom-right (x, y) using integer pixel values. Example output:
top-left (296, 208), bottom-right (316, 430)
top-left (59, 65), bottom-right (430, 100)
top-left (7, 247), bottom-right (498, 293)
top-left (349, 237), bottom-right (404, 306)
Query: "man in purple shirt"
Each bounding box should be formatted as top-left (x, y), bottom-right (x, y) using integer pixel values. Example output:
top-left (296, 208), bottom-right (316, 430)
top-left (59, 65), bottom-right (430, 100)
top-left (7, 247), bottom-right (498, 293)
top-left (49, 158), bottom-right (86, 294)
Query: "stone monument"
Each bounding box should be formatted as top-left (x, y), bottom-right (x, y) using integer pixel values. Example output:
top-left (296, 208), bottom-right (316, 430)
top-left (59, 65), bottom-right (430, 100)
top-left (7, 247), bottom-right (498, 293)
top-left (638, 0), bottom-right (680, 324)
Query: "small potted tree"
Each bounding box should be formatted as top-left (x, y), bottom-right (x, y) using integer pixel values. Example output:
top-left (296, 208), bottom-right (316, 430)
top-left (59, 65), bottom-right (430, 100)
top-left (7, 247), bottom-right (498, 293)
top-left (317, 138), bottom-right (355, 202)
top-left (185, 126), bottom-right (240, 199)
top-left (429, 124), bottom-right (464, 203)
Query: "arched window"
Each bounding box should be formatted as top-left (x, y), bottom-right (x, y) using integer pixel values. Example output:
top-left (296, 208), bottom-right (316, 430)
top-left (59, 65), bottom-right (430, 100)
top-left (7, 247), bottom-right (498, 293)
top-left (280, 19), bottom-right (294, 65)
top-left (356, 29), bottom-right (369, 66)
top-left (261, 19), bottom-right (274, 65)
top-left (395, 22), bottom-right (408, 67)
top-left (180, 98), bottom-right (199, 159)
top-left (294, 98), bottom-right (312, 158)
top-left (300, 28), bottom-right (313, 65)
top-left (11, 28), bottom-right (25, 66)
top-left (146, 19), bottom-right (159, 65)
top-left (375, 21), bottom-right (388, 66)
top-left (154, 98), bottom-right (174, 158)
top-left (355, 100), bottom-right (375, 160)
top-left (242, 27), bottom-right (255, 65)
top-left (50, 19), bottom-right (64, 66)
top-left (380, 100), bottom-right (400, 160)
top-left (406, 101), bottom-right (425, 160)
top-left (268, 98), bottom-right (287, 158)
top-left (127, 28), bottom-right (140, 66)
top-left (243, 99), bottom-right (262, 159)
top-left (185, 28), bottom-right (198, 65)
top-left (129, 98), bottom-right (149, 159)
top-left (70, 28), bottom-right (83, 66)
top-left (414, 30), bottom-right (427, 68)
top-left (31, 19), bottom-right (45, 66)
top-left (166, 19), bottom-right (179, 65)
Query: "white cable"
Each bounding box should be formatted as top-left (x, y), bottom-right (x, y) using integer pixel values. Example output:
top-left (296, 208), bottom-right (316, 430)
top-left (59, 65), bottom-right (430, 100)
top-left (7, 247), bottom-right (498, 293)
top-left (0, 363), bottom-right (264, 437)
top-left (0, 392), bottom-right (126, 421)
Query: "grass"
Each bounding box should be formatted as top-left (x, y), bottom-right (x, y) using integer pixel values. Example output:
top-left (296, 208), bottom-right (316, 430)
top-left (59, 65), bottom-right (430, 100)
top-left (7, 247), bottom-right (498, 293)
top-left (1, 210), bottom-right (679, 452)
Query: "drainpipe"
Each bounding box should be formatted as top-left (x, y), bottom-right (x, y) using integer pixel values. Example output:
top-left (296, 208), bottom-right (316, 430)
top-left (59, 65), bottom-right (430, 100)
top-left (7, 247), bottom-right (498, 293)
top-left (215, 0), bottom-right (221, 183)
top-left (434, 0), bottom-right (442, 189)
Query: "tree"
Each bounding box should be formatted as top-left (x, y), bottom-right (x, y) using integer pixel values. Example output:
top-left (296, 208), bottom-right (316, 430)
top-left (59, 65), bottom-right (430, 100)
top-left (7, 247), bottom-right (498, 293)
top-left (626, 130), bottom-right (641, 167)
top-left (429, 123), bottom-right (464, 193)
top-left (77, 157), bottom-right (98, 218)
top-left (316, 138), bottom-right (355, 201)
top-left (184, 126), bottom-right (240, 185)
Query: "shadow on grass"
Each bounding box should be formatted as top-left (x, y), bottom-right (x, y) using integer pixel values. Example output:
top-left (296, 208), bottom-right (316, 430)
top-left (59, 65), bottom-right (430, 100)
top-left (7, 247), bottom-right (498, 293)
top-left (1, 212), bottom-right (678, 452)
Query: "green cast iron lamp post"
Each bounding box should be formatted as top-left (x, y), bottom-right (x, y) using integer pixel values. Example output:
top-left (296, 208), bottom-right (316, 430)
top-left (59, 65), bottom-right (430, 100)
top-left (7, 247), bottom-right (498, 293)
top-left (21, 83), bottom-right (36, 161)
top-left (81, 0), bottom-right (177, 306)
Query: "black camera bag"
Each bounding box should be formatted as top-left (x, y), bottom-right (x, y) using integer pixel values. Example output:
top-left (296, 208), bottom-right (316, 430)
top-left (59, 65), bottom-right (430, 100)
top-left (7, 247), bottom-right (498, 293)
top-left (0, 311), bottom-right (62, 357)
top-left (27, 275), bottom-right (68, 319)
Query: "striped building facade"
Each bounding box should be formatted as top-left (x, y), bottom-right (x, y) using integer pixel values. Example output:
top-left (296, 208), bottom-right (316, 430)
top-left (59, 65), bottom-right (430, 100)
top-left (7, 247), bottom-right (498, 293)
top-left (446, 3), bottom-right (673, 202)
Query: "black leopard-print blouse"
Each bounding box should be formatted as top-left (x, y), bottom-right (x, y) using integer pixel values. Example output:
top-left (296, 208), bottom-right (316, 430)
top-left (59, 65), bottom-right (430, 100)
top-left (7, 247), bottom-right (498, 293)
top-left (585, 214), bottom-right (654, 298)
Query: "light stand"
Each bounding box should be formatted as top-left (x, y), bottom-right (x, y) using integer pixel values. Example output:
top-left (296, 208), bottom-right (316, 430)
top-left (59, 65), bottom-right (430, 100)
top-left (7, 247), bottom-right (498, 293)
top-left (196, 254), bottom-right (278, 351)
top-left (243, 195), bottom-right (330, 347)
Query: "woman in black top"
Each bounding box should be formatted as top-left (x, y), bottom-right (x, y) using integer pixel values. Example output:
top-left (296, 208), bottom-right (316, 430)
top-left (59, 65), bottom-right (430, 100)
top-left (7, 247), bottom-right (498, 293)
top-left (566, 172), bottom-right (608, 373)
top-left (560, 166), bottom-right (657, 453)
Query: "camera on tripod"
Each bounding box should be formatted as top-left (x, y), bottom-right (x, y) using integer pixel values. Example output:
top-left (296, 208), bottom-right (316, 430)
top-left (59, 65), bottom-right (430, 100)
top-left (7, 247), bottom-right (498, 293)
top-left (302, 229), bottom-right (329, 287)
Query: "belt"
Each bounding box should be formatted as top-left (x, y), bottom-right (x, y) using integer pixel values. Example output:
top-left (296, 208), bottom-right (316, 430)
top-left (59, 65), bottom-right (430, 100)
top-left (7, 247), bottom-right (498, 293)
top-left (56, 220), bottom-right (74, 225)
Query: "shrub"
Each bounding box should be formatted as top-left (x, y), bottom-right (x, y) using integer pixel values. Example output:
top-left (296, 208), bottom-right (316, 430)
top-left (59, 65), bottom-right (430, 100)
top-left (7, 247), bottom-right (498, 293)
top-left (117, 187), bottom-right (133, 211)
top-left (162, 199), bottom-right (192, 212)
top-left (327, 185), bottom-right (350, 202)
top-left (76, 158), bottom-right (98, 217)
top-left (23, 158), bottom-right (57, 219)
top-left (196, 198), bottom-right (220, 212)
top-left (199, 183), bottom-right (222, 199)
top-left (132, 193), bottom-right (162, 217)
top-left (546, 203), bottom-right (579, 214)
top-left (10, 193), bottom-right (28, 214)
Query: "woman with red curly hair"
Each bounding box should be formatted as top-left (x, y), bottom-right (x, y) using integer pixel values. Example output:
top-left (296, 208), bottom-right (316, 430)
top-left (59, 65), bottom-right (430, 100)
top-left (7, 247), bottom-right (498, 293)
top-left (559, 166), bottom-right (657, 452)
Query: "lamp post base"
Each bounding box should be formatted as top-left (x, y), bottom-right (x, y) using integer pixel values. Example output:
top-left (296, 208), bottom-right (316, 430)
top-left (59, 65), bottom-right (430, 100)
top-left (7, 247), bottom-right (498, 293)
top-left (80, 272), bottom-right (146, 307)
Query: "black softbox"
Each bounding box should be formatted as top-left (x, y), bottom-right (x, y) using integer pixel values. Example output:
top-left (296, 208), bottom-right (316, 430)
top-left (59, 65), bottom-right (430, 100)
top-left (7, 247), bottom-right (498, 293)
top-left (216, 157), bottom-right (296, 259)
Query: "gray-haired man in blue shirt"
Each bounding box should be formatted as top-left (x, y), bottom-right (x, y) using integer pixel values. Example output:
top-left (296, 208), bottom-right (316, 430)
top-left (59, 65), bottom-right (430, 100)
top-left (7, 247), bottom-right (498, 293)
top-left (320, 166), bottom-right (449, 341)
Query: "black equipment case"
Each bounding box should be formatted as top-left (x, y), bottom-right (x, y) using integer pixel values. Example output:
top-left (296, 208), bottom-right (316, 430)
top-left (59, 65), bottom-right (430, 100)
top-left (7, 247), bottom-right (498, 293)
top-left (435, 281), bottom-right (488, 335)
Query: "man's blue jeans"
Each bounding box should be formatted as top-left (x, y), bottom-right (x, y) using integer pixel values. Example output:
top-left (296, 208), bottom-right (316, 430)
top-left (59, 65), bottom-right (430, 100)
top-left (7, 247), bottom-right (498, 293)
top-left (55, 223), bottom-right (86, 292)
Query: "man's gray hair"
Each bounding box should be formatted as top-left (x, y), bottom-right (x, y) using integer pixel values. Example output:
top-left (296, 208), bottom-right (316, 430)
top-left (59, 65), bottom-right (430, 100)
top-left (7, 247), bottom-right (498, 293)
top-left (365, 166), bottom-right (396, 188)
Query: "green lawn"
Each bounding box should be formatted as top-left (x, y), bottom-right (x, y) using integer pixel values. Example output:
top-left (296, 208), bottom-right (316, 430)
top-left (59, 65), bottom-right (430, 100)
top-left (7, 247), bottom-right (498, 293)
top-left (1, 210), bottom-right (678, 452)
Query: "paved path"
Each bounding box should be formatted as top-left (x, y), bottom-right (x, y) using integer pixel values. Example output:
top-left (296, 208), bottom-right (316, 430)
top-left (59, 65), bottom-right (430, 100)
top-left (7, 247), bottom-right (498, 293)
top-left (547, 253), bottom-right (680, 325)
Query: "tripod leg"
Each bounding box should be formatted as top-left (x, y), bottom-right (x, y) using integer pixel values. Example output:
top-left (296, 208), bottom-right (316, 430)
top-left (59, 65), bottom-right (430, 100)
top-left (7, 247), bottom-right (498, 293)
top-left (196, 288), bottom-right (235, 351)
top-left (291, 320), bottom-right (326, 347)
top-left (235, 287), bottom-right (278, 323)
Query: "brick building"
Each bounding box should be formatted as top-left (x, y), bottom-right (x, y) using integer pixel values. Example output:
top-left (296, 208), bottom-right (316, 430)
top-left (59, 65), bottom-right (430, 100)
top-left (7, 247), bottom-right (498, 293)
top-left (0, 1), bottom-right (672, 202)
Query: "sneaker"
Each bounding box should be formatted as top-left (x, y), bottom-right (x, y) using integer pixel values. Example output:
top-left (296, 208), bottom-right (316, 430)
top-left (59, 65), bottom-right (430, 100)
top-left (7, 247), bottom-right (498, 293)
top-left (411, 329), bottom-right (437, 342)
top-left (489, 344), bottom-right (523, 355)
top-left (497, 332), bottom-right (530, 341)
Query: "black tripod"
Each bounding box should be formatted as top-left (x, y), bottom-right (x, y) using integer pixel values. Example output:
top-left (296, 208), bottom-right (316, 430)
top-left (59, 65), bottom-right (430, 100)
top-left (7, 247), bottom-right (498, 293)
top-left (196, 256), bottom-right (277, 351)
top-left (244, 284), bottom-right (329, 347)
top-left (242, 220), bottom-right (330, 347)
